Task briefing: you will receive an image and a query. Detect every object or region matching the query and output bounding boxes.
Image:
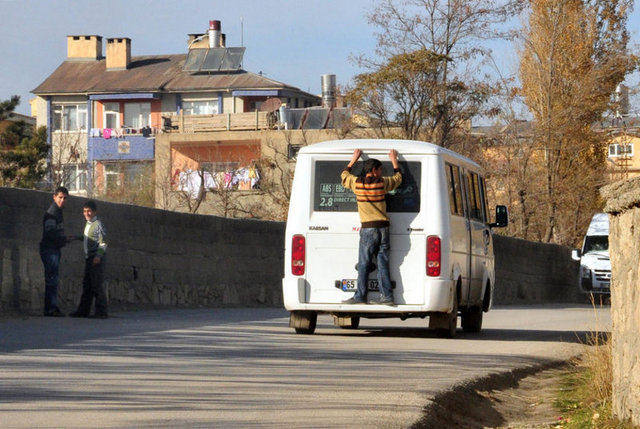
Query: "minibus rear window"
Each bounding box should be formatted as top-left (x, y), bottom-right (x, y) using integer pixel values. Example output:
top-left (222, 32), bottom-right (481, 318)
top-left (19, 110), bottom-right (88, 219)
top-left (313, 160), bottom-right (421, 212)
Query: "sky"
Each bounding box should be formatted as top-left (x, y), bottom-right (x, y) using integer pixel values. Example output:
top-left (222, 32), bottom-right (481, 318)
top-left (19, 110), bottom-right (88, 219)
top-left (1, 0), bottom-right (640, 117)
top-left (0, 0), bottom-right (378, 116)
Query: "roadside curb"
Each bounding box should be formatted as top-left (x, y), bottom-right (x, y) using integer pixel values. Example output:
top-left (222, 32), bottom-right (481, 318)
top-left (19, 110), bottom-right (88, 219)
top-left (411, 359), bottom-right (572, 429)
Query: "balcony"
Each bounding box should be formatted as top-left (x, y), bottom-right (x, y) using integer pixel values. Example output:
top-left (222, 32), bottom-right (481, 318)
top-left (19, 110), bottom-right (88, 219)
top-left (88, 128), bottom-right (155, 161)
top-left (164, 111), bottom-right (273, 133)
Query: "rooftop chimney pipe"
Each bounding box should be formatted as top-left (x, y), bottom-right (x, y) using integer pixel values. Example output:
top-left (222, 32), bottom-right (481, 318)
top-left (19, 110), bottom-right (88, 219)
top-left (209, 20), bottom-right (221, 48)
top-left (321, 74), bottom-right (337, 108)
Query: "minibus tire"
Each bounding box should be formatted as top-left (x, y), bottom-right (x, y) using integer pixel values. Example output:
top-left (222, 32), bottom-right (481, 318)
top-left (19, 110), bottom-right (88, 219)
top-left (432, 298), bottom-right (458, 339)
top-left (461, 307), bottom-right (483, 333)
top-left (443, 297), bottom-right (458, 339)
top-left (290, 311), bottom-right (317, 334)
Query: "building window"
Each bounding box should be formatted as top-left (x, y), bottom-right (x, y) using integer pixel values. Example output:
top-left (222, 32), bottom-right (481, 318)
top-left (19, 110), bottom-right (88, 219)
top-left (103, 102), bottom-right (120, 129)
top-left (124, 162), bottom-right (153, 187)
top-left (183, 100), bottom-right (218, 115)
top-left (62, 164), bottom-right (87, 193)
top-left (608, 143), bottom-right (634, 157)
top-left (52, 104), bottom-right (88, 131)
top-left (124, 102), bottom-right (151, 128)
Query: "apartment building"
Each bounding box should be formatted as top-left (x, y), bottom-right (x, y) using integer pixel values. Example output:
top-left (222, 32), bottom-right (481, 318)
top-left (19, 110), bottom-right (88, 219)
top-left (31, 21), bottom-right (324, 202)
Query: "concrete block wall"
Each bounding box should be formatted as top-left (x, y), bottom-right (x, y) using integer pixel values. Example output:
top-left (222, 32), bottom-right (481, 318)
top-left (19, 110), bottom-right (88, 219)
top-left (493, 235), bottom-right (582, 304)
top-left (0, 187), bottom-right (284, 314)
top-left (602, 176), bottom-right (640, 426)
top-left (1, 187), bottom-right (583, 316)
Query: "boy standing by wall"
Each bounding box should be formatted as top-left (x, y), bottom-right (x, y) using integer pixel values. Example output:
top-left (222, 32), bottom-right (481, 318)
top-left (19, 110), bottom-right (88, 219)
top-left (70, 201), bottom-right (108, 319)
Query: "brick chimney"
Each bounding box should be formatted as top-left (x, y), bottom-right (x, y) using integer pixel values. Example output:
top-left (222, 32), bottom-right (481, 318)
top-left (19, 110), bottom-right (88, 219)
top-left (67, 35), bottom-right (102, 60)
top-left (106, 37), bottom-right (131, 70)
top-left (187, 33), bottom-right (208, 50)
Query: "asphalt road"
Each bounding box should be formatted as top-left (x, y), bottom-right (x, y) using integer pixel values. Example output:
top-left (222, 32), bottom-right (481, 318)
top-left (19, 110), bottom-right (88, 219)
top-left (0, 305), bottom-right (610, 428)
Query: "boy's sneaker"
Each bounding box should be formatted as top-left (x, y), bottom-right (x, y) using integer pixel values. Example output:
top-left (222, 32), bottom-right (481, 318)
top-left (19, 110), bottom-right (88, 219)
top-left (372, 297), bottom-right (394, 305)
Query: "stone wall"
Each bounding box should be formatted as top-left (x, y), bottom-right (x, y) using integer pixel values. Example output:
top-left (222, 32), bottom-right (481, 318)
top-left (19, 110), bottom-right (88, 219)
top-left (493, 235), bottom-right (582, 304)
top-left (602, 176), bottom-right (640, 426)
top-left (0, 187), bottom-right (284, 315)
top-left (1, 187), bottom-right (582, 316)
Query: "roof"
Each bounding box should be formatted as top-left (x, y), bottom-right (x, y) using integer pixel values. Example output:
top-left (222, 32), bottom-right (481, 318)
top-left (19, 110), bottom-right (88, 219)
top-left (299, 139), bottom-right (482, 169)
top-left (586, 213), bottom-right (609, 236)
top-left (32, 54), bottom-right (318, 99)
top-left (1, 112), bottom-right (36, 125)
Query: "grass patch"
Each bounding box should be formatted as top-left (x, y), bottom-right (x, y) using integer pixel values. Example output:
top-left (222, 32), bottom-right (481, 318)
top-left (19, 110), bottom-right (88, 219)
top-left (552, 297), bottom-right (634, 428)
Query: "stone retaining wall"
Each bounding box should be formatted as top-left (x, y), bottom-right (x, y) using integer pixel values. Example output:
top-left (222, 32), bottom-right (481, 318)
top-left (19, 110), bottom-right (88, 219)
top-left (602, 176), bottom-right (640, 426)
top-left (0, 187), bottom-right (284, 314)
top-left (493, 235), bottom-right (582, 304)
top-left (1, 187), bottom-right (582, 316)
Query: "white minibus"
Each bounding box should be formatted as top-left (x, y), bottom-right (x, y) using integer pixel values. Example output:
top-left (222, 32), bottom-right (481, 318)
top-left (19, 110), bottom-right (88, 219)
top-left (282, 139), bottom-right (508, 337)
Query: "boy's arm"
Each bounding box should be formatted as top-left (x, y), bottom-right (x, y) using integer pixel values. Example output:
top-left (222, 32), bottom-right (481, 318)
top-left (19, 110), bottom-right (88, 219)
top-left (385, 149), bottom-right (402, 191)
top-left (347, 149), bottom-right (362, 169)
top-left (389, 149), bottom-right (399, 170)
top-left (342, 149), bottom-right (362, 190)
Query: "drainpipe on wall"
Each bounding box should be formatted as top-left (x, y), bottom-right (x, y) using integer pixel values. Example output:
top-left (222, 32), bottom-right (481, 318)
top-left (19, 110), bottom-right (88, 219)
top-left (87, 99), bottom-right (93, 196)
top-left (46, 97), bottom-right (53, 187)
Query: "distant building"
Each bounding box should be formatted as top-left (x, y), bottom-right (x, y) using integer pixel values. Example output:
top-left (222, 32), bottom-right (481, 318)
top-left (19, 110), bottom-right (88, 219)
top-left (31, 21), bottom-right (349, 205)
top-left (0, 112), bottom-right (36, 134)
top-left (599, 116), bottom-right (640, 180)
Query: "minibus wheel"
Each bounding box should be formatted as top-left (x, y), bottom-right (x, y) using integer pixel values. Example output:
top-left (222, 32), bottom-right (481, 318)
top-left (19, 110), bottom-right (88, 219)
top-left (430, 298), bottom-right (458, 339)
top-left (461, 307), bottom-right (483, 333)
top-left (290, 311), bottom-right (317, 334)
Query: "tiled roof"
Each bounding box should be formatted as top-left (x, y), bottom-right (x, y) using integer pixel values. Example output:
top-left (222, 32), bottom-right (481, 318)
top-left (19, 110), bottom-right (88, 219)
top-left (32, 54), bottom-right (314, 97)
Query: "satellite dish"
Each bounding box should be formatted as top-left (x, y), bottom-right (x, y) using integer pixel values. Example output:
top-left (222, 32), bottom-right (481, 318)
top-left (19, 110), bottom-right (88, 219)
top-left (261, 97), bottom-right (282, 112)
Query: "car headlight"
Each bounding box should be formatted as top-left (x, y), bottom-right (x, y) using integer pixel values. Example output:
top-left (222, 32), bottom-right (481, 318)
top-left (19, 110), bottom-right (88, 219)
top-left (580, 267), bottom-right (591, 279)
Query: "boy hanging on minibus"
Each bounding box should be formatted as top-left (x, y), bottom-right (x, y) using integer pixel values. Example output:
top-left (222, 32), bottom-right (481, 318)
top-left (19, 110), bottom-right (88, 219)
top-left (341, 149), bottom-right (402, 305)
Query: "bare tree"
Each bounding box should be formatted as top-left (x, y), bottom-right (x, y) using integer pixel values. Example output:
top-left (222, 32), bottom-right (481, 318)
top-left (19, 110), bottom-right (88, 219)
top-left (49, 131), bottom-right (86, 190)
top-left (518, 0), bottom-right (635, 245)
top-left (351, 0), bottom-right (522, 146)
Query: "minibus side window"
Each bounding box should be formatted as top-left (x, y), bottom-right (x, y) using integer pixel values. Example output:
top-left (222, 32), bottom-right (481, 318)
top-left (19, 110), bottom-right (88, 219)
top-left (446, 163), bottom-right (464, 216)
top-left (468, 172), bottom-right (483, 221)
top-left (479, 176), bottom-right (489, 223)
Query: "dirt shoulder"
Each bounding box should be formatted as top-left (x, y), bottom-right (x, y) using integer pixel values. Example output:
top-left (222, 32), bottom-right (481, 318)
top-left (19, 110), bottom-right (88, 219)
top-left (412, 361), bottom-right (570, 429)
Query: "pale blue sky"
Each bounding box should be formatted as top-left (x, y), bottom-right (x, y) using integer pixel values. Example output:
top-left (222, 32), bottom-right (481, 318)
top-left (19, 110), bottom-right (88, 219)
top-left (1, 0), bottom-right (639, 117)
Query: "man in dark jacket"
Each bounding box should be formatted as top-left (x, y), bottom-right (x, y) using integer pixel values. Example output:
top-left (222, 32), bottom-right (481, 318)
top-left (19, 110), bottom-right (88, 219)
top-left (40, 186), bottom-right (71, 317)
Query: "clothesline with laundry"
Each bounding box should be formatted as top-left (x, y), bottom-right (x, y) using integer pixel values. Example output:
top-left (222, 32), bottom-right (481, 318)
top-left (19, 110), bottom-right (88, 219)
top-left (174, 166), bottom-right (261, 198)
top-left (90, 126), bottom-right (158, 138)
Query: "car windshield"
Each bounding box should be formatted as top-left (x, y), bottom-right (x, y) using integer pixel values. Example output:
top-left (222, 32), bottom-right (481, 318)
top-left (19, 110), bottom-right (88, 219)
top-left (583, 235), bottom-right (608, 253)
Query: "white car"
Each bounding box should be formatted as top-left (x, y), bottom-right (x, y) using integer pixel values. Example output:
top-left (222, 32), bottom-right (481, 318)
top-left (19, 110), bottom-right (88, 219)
top-left (571, 213), bottom-right (611, 295)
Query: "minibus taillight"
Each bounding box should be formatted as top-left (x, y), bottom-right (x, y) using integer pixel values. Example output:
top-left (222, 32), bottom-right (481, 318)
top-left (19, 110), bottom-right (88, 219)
top-left (291, 235), bottom-right (306, 276)
top-left (427, 236), bottom-right (441, 277)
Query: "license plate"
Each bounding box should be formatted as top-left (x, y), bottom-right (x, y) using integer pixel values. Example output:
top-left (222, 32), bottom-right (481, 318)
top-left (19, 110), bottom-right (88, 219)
top-left (341, 279), bottom-right (379, 292)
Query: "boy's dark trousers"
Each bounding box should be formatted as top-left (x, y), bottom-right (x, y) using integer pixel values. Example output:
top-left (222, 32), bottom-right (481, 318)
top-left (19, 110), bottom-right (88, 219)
top-left (75, 257), bottom-right (108, 317)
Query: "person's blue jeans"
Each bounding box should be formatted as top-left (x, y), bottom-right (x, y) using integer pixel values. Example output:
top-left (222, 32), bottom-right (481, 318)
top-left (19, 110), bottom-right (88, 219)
top-left (40, 246), bottom-right (61, 312)
top-left (354, 227), bottom-right (393, 302)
